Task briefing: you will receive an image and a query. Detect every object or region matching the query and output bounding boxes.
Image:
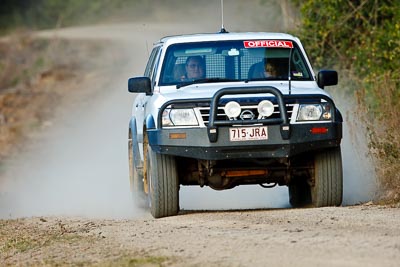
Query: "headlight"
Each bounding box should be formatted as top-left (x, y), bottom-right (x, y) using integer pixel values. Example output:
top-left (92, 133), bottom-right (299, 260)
top-left (224, 101), bottom-right (241, 118)
top-left (296, 103), bottom-right (332, 121)
top-left (257, 100), bottom-right (274, 117)
top-left (297, 104), bottom-right (322, 121)
top-left (162, 108), bottom-right (199, 126)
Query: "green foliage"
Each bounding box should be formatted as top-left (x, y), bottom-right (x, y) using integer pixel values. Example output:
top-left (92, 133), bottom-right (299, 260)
top-left (295, 0), bottom-right (400, 77)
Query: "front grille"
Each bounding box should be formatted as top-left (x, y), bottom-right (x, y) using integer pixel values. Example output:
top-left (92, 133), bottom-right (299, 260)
top-left (198, 104), bottom-right (294, 126)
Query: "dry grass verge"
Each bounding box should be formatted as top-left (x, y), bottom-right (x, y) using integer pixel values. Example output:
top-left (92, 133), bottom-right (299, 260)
top-left (0, 218), bottom-right (171, 266)
top-left (355, 73), bottom-right (400, 204)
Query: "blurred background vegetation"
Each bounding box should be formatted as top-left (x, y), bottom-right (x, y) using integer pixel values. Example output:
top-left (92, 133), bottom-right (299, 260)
top-left (0, 0), bottom-right (151, 34)
top-left (292, 0), bottom-right (399, 202)
top-left (0, 0), bottom-right (399, 202)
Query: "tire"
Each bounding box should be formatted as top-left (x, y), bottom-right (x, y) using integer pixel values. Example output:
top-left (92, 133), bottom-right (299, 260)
top-left (128, 136), bottom-right (146, 207)
top-left (146, 145), bottom-right (179, 218)
top-left (311, 147), bottom-right (343, 207)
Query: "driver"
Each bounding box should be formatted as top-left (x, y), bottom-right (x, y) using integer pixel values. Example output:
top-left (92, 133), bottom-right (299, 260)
top-left (184, 56), bottom-right (206, 80)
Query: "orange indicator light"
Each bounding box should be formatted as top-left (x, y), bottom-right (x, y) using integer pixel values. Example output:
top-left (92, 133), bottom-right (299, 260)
top-left (169, 133), bottom-right (187, 139)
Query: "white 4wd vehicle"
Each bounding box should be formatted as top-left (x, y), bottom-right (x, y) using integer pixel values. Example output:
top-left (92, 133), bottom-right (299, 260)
top-left (128, 32), bottom-right (343, 218)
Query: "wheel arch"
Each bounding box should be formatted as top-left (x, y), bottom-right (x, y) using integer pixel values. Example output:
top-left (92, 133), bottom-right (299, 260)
top-left (145, 114), bottom-right (156, 130)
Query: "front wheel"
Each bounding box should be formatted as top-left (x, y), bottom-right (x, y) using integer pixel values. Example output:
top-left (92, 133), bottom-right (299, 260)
top-left (311, 147), bottom-right (343, 207)
top-left (146, 145), bottom-right (179, 218)
top-left (288, 147), bottom-right (343, 208)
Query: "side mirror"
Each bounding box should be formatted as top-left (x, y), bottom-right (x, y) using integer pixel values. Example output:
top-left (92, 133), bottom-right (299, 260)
top-left (317, 70), bottom-right (338, 89)
top-left (128, 77), bottom-right (152, 95)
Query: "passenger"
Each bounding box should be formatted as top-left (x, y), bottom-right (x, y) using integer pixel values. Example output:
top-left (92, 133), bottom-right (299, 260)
top-left (263, 61), bottom-right (279, 78)
top-left (183, 56), bottom-right (206, 80)
top-left (249, 59), bottom-right (279, 79)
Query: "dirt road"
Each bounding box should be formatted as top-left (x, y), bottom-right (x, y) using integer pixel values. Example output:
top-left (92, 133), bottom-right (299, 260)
top-left (1, 1), bottom-right (398, 266)
top-left (1, 205), bottom-right (399, 266)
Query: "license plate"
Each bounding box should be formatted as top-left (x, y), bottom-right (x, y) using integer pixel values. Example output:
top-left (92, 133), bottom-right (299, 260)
top-left (229, 126), bottom-right (268, 142)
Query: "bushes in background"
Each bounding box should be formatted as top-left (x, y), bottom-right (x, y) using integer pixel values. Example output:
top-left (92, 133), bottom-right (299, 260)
top-left (293, 0), bottom-right (400, 202)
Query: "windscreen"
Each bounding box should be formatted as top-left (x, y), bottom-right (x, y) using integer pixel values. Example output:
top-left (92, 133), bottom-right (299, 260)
top-left (159, 40), bottom-right (312, 86)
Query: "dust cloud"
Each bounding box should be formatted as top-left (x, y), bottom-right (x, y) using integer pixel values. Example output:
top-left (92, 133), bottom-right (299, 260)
top-left (0, 1), bottom-right (375, 219)
top-left (328, 87), bottom-right (377, 205)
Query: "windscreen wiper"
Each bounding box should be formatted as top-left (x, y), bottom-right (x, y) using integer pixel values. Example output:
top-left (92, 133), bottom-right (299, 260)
top-left (176, 78), bottom-right (237, 89)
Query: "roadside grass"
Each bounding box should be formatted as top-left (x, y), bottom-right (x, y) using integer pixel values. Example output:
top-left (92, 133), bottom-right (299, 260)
top-left (0, 219), bottom-right (96, 263)
top-left (96, 256), bottom-right (171, 267)
top-left (356, 72), bottom-right (400, 204)
top-left (40, 255), bottom-right (171, 267)
top-left (0, 219), bottom-right (173, 266)
top-left (1, 233), bottom-right (84, 254)
top-left (2, 236), bottom-right (35, 253)
top-left (1, 219), bottom-right (102, 265)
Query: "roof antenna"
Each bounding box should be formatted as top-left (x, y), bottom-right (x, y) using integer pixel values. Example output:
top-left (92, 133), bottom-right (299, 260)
top-left (220, 0), bottom-right (228, 33)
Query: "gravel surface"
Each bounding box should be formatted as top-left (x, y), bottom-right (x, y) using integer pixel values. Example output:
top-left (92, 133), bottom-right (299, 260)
top-left (1, 205), bottom-right (399, 266)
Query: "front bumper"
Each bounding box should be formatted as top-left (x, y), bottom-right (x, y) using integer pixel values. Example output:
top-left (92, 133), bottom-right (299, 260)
top-left (148, 86), bottom-right (342, 160)
top-left (148, 122), bottom-right (342, 160)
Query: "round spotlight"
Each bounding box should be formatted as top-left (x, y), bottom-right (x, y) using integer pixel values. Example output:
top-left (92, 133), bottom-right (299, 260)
top-left (257, 100), bottom-right (274, 117)
top-left (224, 101), bottom-right (241, 118)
